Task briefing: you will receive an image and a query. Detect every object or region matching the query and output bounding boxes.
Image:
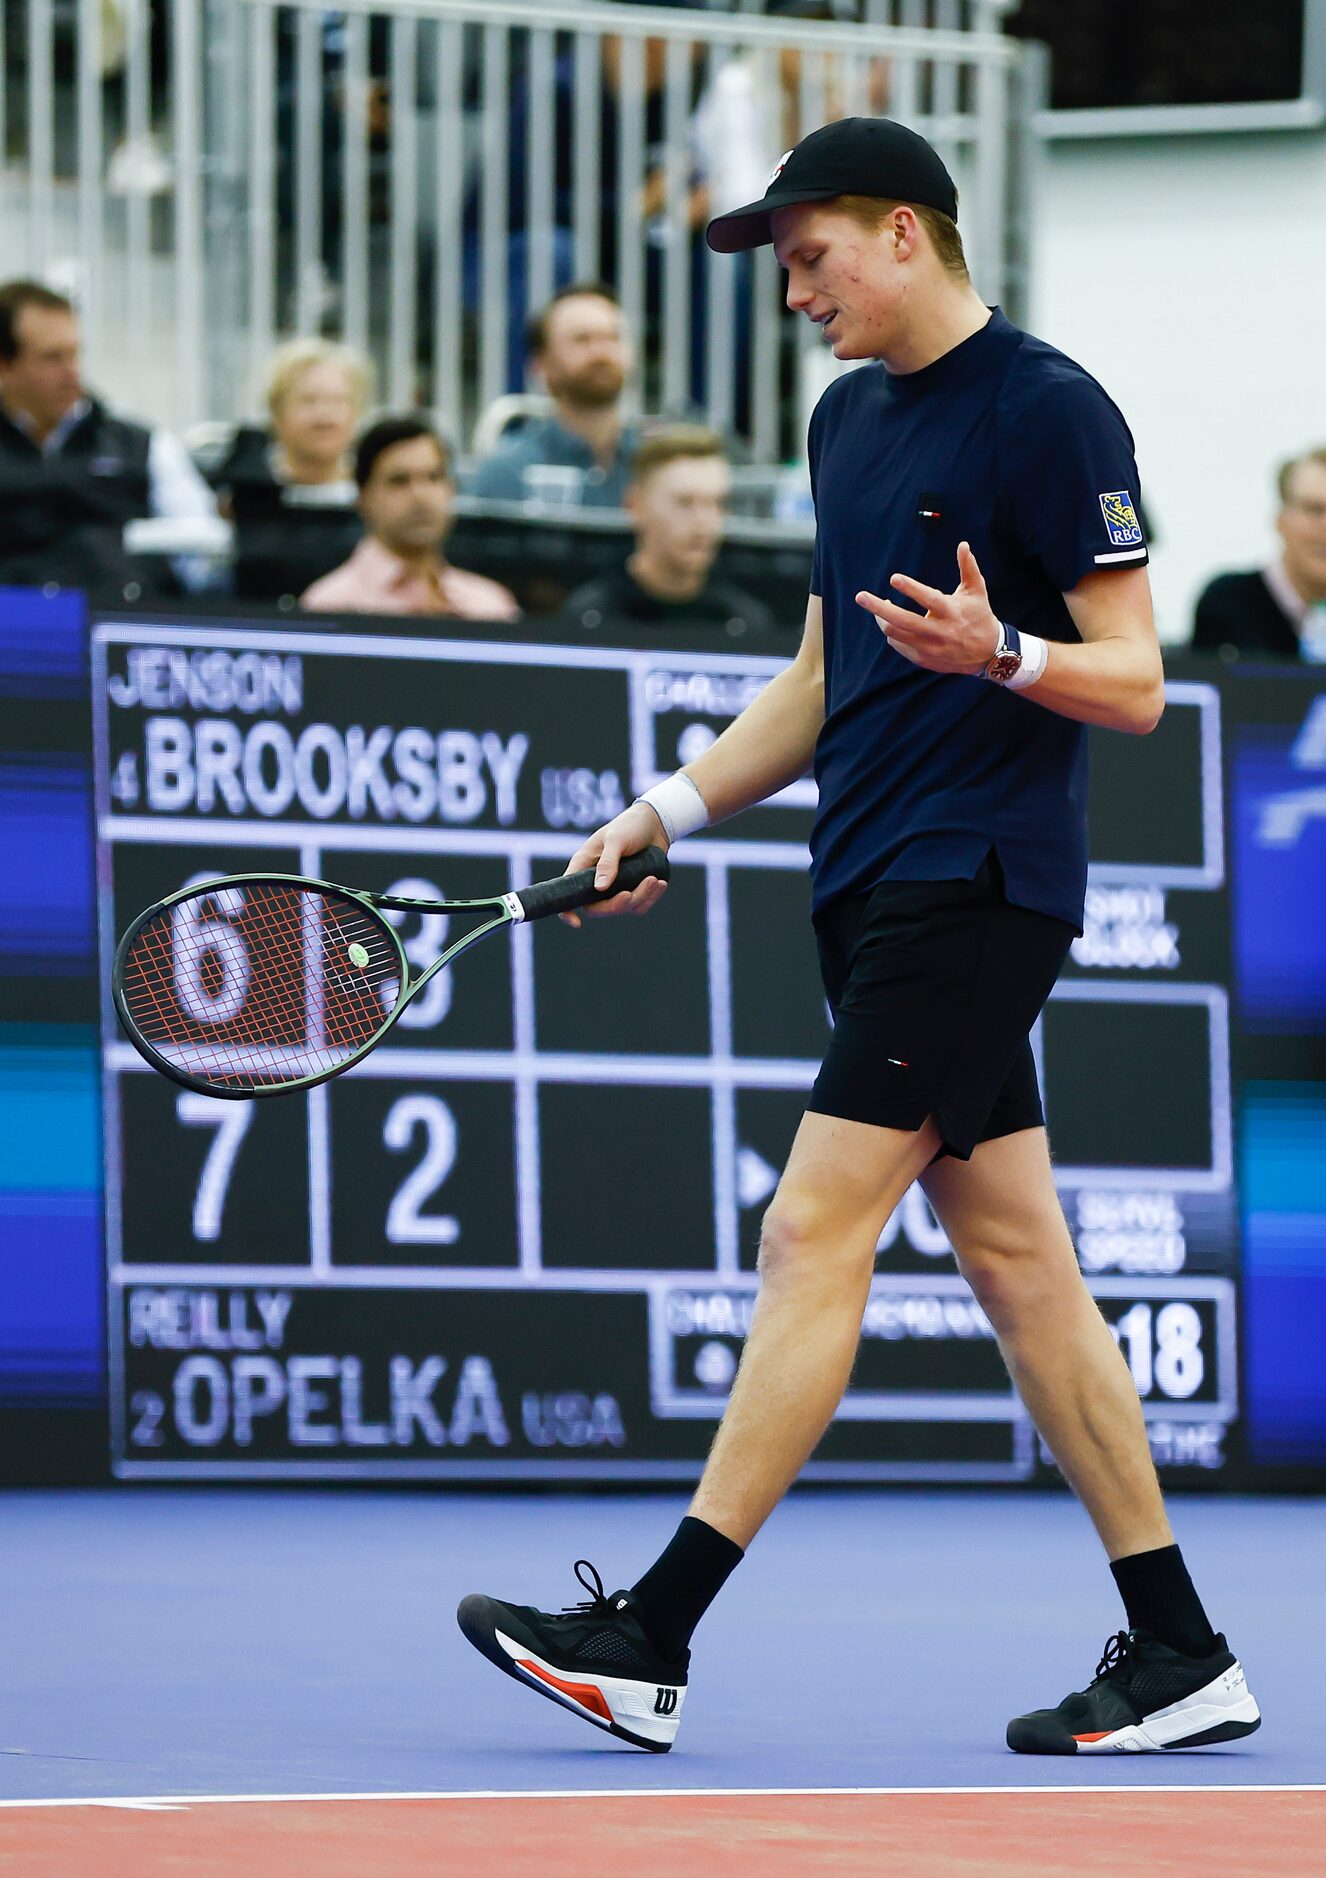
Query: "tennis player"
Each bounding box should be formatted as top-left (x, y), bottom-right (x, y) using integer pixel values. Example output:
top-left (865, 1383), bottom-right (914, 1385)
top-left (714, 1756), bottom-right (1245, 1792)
top-left (459, 117), bottom-right (1260, 1758)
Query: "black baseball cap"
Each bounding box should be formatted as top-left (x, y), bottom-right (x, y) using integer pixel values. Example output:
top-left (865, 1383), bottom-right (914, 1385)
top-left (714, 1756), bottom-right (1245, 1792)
top-left (705, 117), bottom-right (958, 255)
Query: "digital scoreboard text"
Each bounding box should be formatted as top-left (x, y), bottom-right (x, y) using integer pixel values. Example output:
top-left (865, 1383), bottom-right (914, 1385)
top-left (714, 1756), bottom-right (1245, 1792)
top-left (93, 621), bottom-right (1240, 1481)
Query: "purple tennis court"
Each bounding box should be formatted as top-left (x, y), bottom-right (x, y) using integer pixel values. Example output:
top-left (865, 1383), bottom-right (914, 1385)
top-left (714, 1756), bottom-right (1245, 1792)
top-left (2, 1490), bottom-right (1321, 1871)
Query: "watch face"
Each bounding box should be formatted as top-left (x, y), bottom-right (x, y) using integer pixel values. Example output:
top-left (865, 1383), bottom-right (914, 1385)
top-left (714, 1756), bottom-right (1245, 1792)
top-left (986, 653), bottom-right (1022, 683)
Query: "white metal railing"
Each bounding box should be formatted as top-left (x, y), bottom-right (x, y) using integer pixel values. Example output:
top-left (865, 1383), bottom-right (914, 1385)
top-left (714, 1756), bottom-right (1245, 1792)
top-left (0, 0), bottom-right (210, 429)
top-left (0, 0), bottom-right (1039, 462)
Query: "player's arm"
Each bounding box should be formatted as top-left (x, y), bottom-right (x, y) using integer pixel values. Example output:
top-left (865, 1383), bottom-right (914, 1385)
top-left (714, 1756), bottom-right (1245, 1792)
top-left (858, 545), bottom-right (1164, 736)
top-left (1028, 565), bottom-right (1164, 734)
top-left (560, 596), bottom-right (825, 924)
top-left (680, 592), bottom-right (825, 818)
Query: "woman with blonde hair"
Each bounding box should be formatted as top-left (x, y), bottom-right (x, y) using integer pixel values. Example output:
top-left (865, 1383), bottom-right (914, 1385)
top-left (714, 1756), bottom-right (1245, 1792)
top-left (217, 338), bottom-right (372, 601)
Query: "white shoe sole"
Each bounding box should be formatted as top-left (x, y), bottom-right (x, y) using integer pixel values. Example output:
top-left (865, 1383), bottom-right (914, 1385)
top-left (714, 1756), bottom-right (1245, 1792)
top-left (493, 1626), bottom-right (685, 1751)
top-left (1073, 1660), bottom-right (1261, 1753)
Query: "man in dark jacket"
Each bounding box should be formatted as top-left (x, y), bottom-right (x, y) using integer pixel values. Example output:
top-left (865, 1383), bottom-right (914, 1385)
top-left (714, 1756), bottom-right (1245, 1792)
top-left (1192, 447), bottom-right (1326, 661)
top-left (0, 279), bottom-right (217, 598)
top-left (563, 426), bottom-right (774, 641)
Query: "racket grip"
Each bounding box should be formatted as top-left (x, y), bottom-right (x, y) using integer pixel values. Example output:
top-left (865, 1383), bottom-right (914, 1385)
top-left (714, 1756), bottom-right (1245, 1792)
top-left (515, 845), bottom-right (671, 922)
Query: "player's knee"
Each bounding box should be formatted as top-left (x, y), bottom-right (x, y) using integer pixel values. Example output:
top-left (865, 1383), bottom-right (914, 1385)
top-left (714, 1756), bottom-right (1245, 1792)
top-left (756, 1193), bottom-right (866, 1288)
top-left (958, 1250), bottom-right (1022, 1333)
top-left (756, 1197), bottom-right (815, 1283)
top-left (956, 1229), bottom-right (1078, 1333)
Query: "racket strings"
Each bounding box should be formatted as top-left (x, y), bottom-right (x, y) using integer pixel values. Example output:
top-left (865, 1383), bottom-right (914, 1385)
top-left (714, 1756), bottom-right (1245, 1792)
top-left (120, 883), bottom-right (399, 1091)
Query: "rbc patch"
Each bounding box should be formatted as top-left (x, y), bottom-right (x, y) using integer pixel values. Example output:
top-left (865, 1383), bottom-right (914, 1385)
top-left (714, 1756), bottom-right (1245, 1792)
top-left (1099, 490), bottom-right (1143, 547)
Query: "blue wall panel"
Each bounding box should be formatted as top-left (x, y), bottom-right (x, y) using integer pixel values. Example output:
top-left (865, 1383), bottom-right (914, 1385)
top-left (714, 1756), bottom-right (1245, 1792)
top-left (0, 589), bottom-right (103, 1416)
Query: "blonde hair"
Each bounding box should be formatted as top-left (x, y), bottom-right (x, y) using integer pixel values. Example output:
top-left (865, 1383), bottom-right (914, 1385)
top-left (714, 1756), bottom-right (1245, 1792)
top-left (264, 338), bottom-right (373, 420)
top-left (835, 193), bottom-right (969, 279)
top-left (631, 425), bottom-right (727, 485)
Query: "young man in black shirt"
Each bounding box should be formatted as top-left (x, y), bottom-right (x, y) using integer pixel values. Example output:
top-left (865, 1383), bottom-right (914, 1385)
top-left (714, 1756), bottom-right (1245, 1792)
top-left (459, 119), bottom-right (1260, 1759)
top-left (564, 426), bottom-right (774, 641)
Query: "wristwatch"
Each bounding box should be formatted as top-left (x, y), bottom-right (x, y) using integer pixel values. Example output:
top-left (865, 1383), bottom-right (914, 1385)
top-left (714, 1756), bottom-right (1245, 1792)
top-left (983, 620), bottom-right (1023, 684)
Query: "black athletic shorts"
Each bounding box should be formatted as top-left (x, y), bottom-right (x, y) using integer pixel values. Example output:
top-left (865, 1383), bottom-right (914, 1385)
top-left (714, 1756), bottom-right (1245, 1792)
top-left (809, 853), bottom-right (1075, 1162)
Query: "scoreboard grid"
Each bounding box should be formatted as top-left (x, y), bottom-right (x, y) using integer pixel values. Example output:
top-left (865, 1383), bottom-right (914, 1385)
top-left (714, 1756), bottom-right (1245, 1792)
top-left (92, 619), bottom-right (1241, 1483)
top-left (1044, 980), bottom-right (1233, 1192)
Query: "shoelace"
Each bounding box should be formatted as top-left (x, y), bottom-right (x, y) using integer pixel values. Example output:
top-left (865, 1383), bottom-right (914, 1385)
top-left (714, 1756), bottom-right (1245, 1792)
top-left (552, 1558), bottom-right (619, 1622)
top-left (1093, 1630), bottom-right (1137, 1684)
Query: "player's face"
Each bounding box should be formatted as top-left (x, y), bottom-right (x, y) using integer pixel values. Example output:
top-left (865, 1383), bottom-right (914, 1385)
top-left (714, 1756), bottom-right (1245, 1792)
top-left (274, 361), bottom-right (360, 470)
top-left (538, 296), bottom-right (631, 409)
top-left (359, 435), bottom-right (454, 555)
top-left (1277, 460), bottom-right (1326, 599)
top-left (772, 202), bottom-right (906, 360)
top-left (632, 454), bottom-right (729, 578)
top-left (0, 306), bottom-right (83, 427)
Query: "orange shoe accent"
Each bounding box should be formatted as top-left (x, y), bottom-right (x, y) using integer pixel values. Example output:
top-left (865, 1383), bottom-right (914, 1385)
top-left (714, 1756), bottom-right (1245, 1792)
top-left (518, 1658), bottom-right (614, 1724)
top-left (1073, 1731), bottom-right (1113, 1742)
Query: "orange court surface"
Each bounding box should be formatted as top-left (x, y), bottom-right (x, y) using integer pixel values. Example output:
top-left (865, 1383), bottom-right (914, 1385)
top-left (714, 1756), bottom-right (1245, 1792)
top-left (2, 1787), bottom-right (1325, 1876)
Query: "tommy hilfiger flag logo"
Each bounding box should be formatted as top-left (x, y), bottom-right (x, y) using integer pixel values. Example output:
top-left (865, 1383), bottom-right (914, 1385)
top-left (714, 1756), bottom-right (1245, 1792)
top-left (1099, 490), bottom-right (1143, 547)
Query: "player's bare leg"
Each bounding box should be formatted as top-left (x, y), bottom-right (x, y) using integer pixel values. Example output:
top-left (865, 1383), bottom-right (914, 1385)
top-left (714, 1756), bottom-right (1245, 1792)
top-left (456, 1107), bottom-right (943, 1749)
top-left (921, 1126), bottom-right (1171, 1559)
top-left (687, 1109), bottom-right (943, 1550)
top-left (923, 1127), bottom-right (1259, 1754)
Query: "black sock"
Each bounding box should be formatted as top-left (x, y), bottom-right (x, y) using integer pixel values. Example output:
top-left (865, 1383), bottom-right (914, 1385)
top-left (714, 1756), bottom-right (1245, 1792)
top-left (1110, 1544), bottom-right (1218, 1657)
top-left (630, 1516), bottom-right (745, 1661)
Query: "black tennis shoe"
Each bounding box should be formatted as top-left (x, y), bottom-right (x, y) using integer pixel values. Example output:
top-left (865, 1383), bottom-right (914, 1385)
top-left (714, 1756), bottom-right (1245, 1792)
top-left (1007, 1628), bottom-right (1261, 1754)
top-left (457, 1558), bottom-right (688, 1752)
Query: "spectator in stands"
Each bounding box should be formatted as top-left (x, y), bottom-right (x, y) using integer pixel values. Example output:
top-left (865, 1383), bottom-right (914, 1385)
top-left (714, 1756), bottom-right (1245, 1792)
top-left (468, 284), bottom-right (639, 509)
top-left (0, 278), bottom-right (217, 596)
top-left (301, 416), bottom-right (519, 619)
top-left (216, 338), bottom-right (370, 601)
top-left (562, 427), bottom-right (773, 639)
top-left (1193, 447), bottom-right (1326, 661)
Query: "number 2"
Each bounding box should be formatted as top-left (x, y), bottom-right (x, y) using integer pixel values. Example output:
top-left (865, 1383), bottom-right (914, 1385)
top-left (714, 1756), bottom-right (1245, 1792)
top-left (177, 1092), bottom-right (253, 1240)
top-left (130, 1389), bottom-right (166, 1446)
top-left (384, 1094), bottom-right (459, 1244)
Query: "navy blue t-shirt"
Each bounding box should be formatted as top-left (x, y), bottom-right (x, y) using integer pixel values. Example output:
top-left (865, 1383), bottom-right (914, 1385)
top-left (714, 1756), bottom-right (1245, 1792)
top-left (807, 308), bottom-right (1148, 930)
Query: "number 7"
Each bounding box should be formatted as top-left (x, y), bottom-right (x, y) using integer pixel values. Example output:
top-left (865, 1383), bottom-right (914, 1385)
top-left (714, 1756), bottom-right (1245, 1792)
top-left (176, 1093), bottom-right (253, 1241)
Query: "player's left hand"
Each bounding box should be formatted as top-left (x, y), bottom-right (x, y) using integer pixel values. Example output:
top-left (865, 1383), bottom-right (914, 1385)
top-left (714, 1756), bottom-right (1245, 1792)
top-left (856, 542), bottom-right (1001, 676)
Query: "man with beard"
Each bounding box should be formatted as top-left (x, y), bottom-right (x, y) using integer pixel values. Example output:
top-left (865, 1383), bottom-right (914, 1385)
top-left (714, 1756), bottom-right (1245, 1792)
top-left (469, 283), bottom-right (639, 508)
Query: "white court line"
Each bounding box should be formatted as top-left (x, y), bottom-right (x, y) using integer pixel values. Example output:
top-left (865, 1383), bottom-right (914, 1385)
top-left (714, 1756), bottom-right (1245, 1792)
top-left (0, 1783), bottom-right (1320, 1809)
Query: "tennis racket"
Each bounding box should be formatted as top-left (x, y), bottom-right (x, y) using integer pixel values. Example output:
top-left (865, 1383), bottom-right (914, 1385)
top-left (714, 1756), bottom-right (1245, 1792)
top-left (112, 846), bottom-right (670, 1099)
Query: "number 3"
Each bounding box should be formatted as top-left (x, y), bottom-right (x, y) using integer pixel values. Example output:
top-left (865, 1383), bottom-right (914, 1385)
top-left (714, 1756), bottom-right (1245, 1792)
top-left (382, 877), bottom-right (453, 1029)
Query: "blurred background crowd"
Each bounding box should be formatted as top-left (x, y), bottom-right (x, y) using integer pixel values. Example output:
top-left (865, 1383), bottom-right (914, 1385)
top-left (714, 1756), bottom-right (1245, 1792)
top-left (0, 0), bottom-right (1323, 656)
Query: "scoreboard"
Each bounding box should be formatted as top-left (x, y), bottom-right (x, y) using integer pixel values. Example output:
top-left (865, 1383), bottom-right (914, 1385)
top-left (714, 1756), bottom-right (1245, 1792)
top-left (92, 616), bottom-right (1241, 1482)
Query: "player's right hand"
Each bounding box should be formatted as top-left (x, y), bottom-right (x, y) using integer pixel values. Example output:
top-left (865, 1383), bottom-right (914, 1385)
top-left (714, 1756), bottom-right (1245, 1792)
top-left (560, 803), bottom-right (671, 928)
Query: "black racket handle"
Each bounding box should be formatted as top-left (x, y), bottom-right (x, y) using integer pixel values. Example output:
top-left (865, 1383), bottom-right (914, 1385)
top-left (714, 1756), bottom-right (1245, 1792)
top-left (515, 845), bottom-right (671, 922)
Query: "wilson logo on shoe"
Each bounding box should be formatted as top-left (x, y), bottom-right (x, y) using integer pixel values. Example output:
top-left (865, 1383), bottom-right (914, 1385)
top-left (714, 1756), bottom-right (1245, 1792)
top-left (654, 1687), bottom-right (679, 1716)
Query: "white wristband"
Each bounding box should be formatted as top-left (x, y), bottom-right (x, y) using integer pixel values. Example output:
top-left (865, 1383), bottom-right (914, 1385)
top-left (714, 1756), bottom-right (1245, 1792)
top-left (1006, 631), bottom-right (1049, 691)
top-left (635, 773), bottom-right (709, 844)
